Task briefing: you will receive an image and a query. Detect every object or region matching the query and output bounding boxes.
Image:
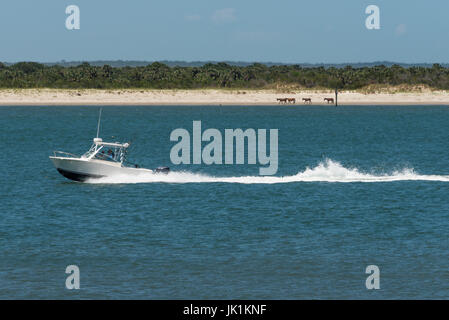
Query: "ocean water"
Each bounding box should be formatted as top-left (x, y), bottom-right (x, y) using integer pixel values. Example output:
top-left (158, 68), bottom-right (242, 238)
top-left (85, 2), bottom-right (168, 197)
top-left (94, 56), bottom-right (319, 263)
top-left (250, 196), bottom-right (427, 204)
top-left (1, 105), bottom-right (449, 299)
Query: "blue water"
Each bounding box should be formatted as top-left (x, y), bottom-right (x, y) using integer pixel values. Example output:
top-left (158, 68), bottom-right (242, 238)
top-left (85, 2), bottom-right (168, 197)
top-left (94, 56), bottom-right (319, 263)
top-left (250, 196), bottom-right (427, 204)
top-left (1, 105), bottom-right (449, 299)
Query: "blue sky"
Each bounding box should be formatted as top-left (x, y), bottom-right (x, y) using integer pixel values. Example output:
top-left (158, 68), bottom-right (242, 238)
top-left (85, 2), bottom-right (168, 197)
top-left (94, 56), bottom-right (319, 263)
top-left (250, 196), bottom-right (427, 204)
top-left (1, 0), bottom-right (448, 63)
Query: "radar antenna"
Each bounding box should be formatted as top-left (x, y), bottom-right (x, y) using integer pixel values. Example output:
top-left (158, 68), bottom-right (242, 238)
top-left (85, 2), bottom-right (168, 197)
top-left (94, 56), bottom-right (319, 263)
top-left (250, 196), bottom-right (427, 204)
top-left (96, 108), bottom-right (102, 138)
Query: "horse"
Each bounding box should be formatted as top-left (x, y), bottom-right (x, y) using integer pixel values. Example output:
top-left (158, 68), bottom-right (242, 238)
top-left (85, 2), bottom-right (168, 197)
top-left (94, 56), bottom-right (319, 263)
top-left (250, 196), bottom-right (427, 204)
top-left (287, 98), bottom-right (296, 104)
top-left (277, 98), bottom-right (288, 104)
top-left (302, 98), bottom-right (312, 104)
top-left (324, 98), bottom-right (334, 104)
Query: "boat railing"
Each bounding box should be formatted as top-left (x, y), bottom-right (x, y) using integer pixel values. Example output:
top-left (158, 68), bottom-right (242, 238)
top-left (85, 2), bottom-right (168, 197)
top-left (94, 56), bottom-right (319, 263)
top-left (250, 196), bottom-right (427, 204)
top-left (53, 151), bottom-right (79, 158)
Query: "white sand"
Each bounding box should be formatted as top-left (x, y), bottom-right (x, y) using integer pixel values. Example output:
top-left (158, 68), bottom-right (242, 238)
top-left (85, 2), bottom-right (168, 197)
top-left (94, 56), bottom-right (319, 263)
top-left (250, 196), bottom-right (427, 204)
top-left (1, 88), bottom-right (449, 105)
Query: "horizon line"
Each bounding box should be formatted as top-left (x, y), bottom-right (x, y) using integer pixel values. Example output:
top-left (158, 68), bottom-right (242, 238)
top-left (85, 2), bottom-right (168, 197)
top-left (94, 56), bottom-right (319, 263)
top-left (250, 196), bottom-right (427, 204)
top-left (2, 60), bottom-right (449, 66)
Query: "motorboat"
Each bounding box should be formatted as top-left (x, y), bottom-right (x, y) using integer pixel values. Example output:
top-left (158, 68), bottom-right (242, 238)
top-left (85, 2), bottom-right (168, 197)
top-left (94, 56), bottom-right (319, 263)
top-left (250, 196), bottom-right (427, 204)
top-left (49, 110), bottom-right (169, 182)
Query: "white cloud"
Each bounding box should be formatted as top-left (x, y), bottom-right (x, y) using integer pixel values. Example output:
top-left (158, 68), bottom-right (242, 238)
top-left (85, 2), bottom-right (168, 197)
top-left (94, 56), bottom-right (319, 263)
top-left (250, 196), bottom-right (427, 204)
top-left (185, 14), bottom-right (201, 22)
top-left (234, 31), bottom-right (279, 42)
top-left (211, 8), bottom-right (236, 24)
top-left (395, 24), bottom-right (407, 36)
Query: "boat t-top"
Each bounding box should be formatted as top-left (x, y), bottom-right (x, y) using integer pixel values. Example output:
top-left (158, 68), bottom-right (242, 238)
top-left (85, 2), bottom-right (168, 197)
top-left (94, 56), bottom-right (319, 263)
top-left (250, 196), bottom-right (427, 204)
top-left (49, 109), bottom-right (169, 182)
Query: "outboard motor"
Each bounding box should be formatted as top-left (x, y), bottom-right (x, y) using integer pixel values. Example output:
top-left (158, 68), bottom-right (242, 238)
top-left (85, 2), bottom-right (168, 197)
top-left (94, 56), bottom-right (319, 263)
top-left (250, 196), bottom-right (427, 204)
top-left (155, 166), bottom-right (170, 174)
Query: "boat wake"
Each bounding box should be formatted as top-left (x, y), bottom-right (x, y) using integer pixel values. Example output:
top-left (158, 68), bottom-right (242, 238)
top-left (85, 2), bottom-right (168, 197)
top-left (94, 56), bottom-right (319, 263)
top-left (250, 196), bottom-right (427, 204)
top-left (86, 159), bottom-right (449, 184)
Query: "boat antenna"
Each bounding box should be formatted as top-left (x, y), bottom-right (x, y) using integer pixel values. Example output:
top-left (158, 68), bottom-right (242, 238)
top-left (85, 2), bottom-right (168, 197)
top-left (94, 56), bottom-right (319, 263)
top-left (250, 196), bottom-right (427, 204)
top-left (96, 108), bottom-right (102, 138)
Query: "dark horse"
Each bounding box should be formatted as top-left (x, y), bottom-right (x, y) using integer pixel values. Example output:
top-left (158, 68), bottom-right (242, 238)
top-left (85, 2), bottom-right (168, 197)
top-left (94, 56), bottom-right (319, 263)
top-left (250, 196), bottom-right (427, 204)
top-left (277, 98), bottom-right (288, 104)
top-left (302, 98), bottom-right (312, 104)
top-left (324, 98), bottom-right (334, 104)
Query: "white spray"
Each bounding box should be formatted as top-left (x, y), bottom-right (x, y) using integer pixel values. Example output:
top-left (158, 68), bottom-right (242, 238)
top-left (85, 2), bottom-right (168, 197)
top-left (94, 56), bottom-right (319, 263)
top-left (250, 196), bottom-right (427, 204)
top-left (87, 159), bottom-right (449, 184)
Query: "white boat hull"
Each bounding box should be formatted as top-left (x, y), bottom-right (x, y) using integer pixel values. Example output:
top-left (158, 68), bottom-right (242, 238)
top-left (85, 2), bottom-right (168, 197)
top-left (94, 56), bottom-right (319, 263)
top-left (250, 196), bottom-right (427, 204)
top-left (49, 157), bottom-right (158, 182)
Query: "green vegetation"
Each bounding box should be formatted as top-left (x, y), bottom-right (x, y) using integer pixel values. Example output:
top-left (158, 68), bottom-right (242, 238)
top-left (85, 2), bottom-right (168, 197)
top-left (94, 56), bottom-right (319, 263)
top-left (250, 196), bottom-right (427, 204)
top-left (2, 62), bottom-right (449, 90)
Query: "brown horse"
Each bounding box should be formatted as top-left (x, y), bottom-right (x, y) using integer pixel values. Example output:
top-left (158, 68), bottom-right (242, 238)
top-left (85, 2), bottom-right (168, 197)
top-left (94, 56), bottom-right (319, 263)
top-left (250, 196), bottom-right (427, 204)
top-left (324, 98), bottom-right (334, 104)
top-left (287, 98), bottom-right (296, 104)
top-left (302, 98), bottom-right (312, 104)
top-left (277, 98), bottom-right (288, 104)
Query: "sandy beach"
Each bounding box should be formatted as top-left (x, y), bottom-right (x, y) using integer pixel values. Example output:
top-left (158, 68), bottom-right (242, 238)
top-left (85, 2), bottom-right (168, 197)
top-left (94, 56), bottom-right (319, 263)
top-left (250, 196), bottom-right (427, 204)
top-left (1, 88), bottom-right (449, 106)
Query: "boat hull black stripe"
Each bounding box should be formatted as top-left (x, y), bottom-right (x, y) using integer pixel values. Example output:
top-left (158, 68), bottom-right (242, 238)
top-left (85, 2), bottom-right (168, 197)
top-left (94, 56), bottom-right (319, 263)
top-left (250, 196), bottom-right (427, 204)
top-left (57, 169), bottom-right (104, 182)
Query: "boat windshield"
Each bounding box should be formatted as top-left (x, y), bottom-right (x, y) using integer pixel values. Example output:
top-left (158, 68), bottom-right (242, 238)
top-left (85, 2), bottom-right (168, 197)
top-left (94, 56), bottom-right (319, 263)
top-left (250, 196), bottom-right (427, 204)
top-left (82, 142), bottom-right (128, 163)
top-left (94, 148), bottom-right (119, 162)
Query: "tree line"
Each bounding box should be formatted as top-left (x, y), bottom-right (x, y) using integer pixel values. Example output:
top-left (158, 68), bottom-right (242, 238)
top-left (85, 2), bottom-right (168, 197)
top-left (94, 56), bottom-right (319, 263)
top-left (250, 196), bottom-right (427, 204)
top-left (1, 61), bottom-right (449, 90)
